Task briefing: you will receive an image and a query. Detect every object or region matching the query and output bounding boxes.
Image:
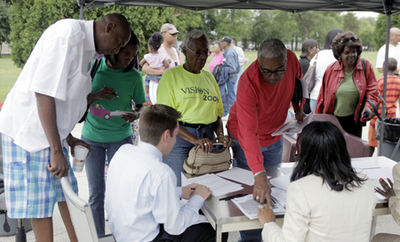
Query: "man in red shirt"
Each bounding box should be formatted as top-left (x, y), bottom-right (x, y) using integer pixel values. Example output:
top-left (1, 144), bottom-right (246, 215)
top-left (227, 37), bottom-right (304, 226)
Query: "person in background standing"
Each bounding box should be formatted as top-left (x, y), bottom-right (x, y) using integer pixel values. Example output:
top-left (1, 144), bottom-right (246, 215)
top-left (309, 28), bottom-right (344, 112)
top-left (376, 27), bottom-right (400, 73)
top-left (231, 39), bottom-right (246, 94)
top-left (368, 58), bottom-right (400, 156)
top-left (299, 39), bottom-right (319, 114)
top-left (220, 36), bottom-right (240, 118)
top-left (316, 31), bottom-right (378, 138)
top-left (209, 41), bottom-right (224, 73)
top-left (142, 23), bottom-right (183, 104)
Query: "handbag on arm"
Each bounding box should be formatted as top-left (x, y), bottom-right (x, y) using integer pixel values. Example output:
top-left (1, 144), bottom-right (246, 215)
top-left (183, 138), bottom-right (232, 175)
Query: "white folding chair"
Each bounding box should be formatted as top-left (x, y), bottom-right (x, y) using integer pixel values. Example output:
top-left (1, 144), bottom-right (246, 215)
top-left (60, 177), bottom-right (115, 242)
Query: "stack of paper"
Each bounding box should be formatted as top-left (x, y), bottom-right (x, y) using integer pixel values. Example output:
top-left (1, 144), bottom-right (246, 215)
top-left (216, 167), bottom-right (255, 186)
top-left (232, 194), bottom-right (286, 220)
top-left (182, 173), bottom-right (243, 197)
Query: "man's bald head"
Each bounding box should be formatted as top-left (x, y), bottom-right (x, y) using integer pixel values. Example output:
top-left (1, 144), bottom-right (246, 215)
top-left (390, 28), bottom-right (400, 46)
top-left (94, 13), bottom-right (131, 55)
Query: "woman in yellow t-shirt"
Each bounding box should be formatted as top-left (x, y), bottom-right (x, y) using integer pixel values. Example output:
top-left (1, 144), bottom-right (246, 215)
top-left (157, 30), bottom-right (234, 186)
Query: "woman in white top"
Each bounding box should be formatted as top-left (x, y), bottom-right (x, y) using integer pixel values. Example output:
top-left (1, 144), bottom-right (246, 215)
top-left (309, 28), bottom-right (343, 112)
top-left (142, 23), bottom-right (183, 103)
top-left (258, 121), bottom-right (377, 242)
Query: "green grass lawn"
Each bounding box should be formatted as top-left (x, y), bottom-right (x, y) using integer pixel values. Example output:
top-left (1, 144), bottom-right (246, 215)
top-left (0, 55), bottom-right (21, 104)
top-left (0, 50), bottom-right (382, 104)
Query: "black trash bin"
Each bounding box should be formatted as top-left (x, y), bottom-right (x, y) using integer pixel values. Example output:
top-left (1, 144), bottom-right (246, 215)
top-left (376, 117), bottom-right (400, 161)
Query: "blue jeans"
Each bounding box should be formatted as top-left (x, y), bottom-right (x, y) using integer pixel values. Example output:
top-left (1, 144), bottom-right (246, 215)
top-left (144, 74), bottom-right (162, 86)
top-left (229, 133), bottom-right (283, 242)
top-left (235, 66), bottom-right (244, 94)
top-left (81, 135), bottom-right (133, 237)
top-left (226, 74), bottom-right (238, 116)
top-left (163, 124), bottom-right (215, 186)
top-left (310, 99), bottom-right (317, 112)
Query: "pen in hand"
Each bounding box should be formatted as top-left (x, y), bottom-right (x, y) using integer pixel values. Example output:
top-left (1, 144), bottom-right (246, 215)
top-left (102, 85), bottom-right (119, 98)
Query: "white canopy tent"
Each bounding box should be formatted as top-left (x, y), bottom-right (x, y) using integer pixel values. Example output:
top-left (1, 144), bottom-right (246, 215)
top-left (77, 0), bottom-right (400, 156)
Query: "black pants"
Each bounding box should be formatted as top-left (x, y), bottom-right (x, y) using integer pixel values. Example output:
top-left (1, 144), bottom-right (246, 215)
top-left (303, 98), bottom-right (312, 114)
top-left (336, 114), bottom-right (362, 138)
top-left (152, 224), bottom-right (228, 242)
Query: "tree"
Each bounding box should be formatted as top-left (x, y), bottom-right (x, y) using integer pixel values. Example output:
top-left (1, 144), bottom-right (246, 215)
top-left (84, 5), bottom-right (173, 61)
top-left (0, 0), bottom-right (11, 58)
top-left (9, 0), bottom-right (174, 67)
top-left (10, 0), bottom-right (80, 67)
top-left (342, 13), bottom-right (360, 33)
top-left (374, 14), bottom-right (400, 50)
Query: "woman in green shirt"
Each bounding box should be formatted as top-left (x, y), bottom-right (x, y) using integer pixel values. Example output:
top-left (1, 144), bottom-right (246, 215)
top-left (81, 31), bottom-right (146, 237)
top-left (316, 31), bottom-right (378, 137)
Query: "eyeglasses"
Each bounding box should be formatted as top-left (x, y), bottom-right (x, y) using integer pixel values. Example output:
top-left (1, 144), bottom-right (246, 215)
top-left (259, 68), bottom-right (286, 76)
top-left (340, 36), bottom-right (358, 44)
top-left (186, 47), bottom-right (211, 57)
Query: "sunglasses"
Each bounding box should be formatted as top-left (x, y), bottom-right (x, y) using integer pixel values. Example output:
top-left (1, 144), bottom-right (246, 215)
top-left (340, 36), bottom-right (358, 44)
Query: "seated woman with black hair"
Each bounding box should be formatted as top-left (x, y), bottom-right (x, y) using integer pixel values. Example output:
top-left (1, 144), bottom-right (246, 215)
top-left (258, 121), bottom-right (377, 242)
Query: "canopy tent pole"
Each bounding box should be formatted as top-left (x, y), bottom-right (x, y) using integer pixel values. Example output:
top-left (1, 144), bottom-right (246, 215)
top-left (378, 0), bottom-right (392, 156)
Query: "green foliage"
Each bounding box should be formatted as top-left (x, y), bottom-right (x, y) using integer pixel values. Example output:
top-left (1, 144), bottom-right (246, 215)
top-left (342, 13), bottom-right (360, 33)
top-left (10, 0), bottom-right (80, 68)
top-left (374, 14), bottom-right (400, 49)
top-left (0, 0), bottom-right (11, 57)
top-left (83, 5), bottom-right (173, 61)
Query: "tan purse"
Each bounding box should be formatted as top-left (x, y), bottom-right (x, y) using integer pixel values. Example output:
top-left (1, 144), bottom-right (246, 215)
top-left (183, 139), bottom-right (232, 175)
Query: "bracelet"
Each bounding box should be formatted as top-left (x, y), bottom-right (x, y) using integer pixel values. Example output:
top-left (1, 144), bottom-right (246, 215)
top-left (254, 170), bottom-right (266, 177)
top-left (217, 133), bottom-right (224, 137)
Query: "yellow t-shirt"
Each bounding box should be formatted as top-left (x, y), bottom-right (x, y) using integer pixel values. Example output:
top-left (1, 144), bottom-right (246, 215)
top-left (157, 65), bottom-right (224, 124)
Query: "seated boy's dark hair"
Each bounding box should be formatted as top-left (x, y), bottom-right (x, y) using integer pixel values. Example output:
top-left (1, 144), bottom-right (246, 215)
top-left (139, 104), bottom-right (181, 145)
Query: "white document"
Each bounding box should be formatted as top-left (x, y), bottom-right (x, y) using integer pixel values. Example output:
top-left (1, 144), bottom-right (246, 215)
top-left (272, 112), bottom-right (314, 136)
top-left (352, 159), bottom-right (381, 170)
top-left (232, 194), bottom-right (285, 220)
top-left (278, 166), bottom-right (295, 175)
top-left (269, 173), bottom-right (292, 191)
top-left (182, 173), bottom-right (243, 197)
top-left (216, 167), bottom-right (255, 186)
top-left (271, 188), bottom-right (287, 208)
top-left (361, 167), bottom-right (393, 180)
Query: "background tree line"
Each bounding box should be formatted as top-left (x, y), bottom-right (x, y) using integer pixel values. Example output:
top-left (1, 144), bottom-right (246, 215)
top-left (0, 0), bottom-right (391, 68)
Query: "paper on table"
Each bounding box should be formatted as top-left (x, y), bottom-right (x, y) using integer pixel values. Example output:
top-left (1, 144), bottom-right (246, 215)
top-left (232, 194), bottom-right (285, 220)
top-left (216, 167), bottom-right (255, 186)
top-left (269, 173), bottom-right (292, 191)
top-left (352, 159), bottom-right (381, 170)
top-left (361, 167), bottom-right (393, 180)
top-left (182, 173), bottom-right (243, 197)
top-left (272, 112), bottom-right (314, 136)
top-left (278, 166), bottom-right (294, 175)
top-left (271, 188), bottom-right (287, 208)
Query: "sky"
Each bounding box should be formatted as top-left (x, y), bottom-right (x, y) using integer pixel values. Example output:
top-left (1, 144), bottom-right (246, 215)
top-left (352, 11), bottom-right (380, 19)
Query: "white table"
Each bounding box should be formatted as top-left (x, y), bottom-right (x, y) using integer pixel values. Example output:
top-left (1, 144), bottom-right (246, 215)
top-left (201, 156), bottom-right (396, 242)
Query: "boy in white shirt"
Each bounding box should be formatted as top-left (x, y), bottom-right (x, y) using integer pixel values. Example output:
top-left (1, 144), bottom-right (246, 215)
top-left (106, 104), bottom-right (217, 242)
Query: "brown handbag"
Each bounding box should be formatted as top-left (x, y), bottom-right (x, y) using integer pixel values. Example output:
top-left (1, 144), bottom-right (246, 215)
top-left (183, 139), bottom-right (232, 175)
